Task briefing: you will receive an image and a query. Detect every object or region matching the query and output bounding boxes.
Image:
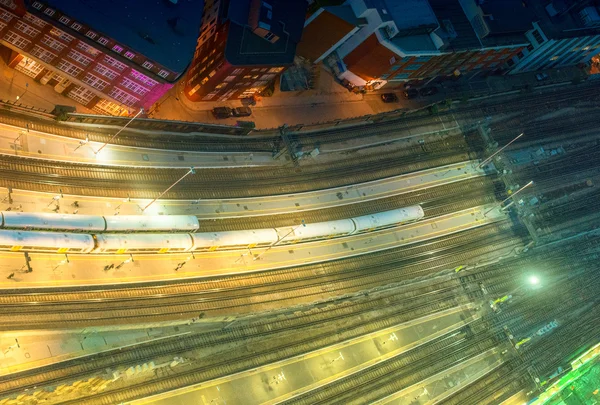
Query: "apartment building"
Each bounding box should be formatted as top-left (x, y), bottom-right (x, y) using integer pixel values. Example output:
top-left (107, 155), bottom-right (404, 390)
top-left (509, 0), bottom-right (600, 73)
top-left (183, 0), bottom-right (306, 102)
top-left (298, 0), bottom-right (532, 89)
top-left (0, 0), bottom-right (203, 115)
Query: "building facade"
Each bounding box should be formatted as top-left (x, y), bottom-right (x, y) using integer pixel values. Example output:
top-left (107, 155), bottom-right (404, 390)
top-left (0, 0), bottom-right (203, 115)
top-left (298, 0), bottom-right (531, 89)
top-left (508, 1), bottom-right (600, 73)
top-left (184, 0), bottom-right (306, 102)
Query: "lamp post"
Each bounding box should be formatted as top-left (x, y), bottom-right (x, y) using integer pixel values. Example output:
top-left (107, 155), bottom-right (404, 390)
top-left (94, 108), bottom-right (144, 155)
top-left (142, 167), bottom-right (196, 212)
top-left (478, 132), bottom-right (524, 168)
top-left (15, 83), bottom-right (28, 102)
top-left (73, 134), bottom-right (89, 152)
top-left (484, 180), bottom-right (534, 216)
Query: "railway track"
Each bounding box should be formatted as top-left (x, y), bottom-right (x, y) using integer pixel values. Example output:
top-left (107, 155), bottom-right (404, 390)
top-left (197, 175), bottom-right (503, 231)
top-left (286, 329), bottom-right (498, 405)
top-left (1, 80), bottom-right (599, 157)
top-left (0, 223), bottom-right (525, 329)
top-left (0, 137), bottom-right (471, 199)
top-left (0, 281), bottom-right (472, 401)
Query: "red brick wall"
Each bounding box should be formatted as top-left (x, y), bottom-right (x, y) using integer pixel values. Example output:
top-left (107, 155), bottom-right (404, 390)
top-left (343, 34), bottom-right (397, 81)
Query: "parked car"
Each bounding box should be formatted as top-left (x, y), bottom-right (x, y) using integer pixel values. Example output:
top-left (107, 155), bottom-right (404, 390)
top-left (233, 106), bottom-right (252, 117)
top-left (212, 107), bottom-right (233, 119)
top-left (403, 88), bottom-right (419, 99)
top-left (380, 93), bottom-right (398, 103)
top-left (536, 73), bottom-right (549, 81)
top-left (419, 87), bottom-right (439, 96)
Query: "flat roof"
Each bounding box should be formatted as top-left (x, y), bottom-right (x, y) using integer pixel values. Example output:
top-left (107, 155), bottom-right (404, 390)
top-left (383, 0), bottom-right (438, 31)
top-left (224, 0), bottom-right (306, 66)
top-left (39, 0), bottom-right (204, 72)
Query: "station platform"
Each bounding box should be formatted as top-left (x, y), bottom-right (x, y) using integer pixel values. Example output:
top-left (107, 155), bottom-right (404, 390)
top-left (130, 304), bottom-right (502, 405)
top-left (0, 161), bottom-right (488, 218)
top-left (0, 204), bottom-right (507, 288)
top-left (0, 123), bottom-right (275, 169)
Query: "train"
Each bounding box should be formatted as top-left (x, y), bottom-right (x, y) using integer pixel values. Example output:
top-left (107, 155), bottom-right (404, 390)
top-left (0, 212), bottom-right (200, 232)
top-left (0, 206), bottom-right (424, 254)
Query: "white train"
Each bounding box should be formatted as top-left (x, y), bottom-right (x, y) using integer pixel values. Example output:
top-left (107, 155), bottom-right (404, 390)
top-left (0, 206), bottom-right (424, 254)
top-left (0, 212), bottom-right (200, 232)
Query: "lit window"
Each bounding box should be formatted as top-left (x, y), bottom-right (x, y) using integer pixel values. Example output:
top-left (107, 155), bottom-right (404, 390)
top-left (86, 31), bottom-right (97, 39)
top-left (104, 55), bottom-right (127, 70)
top-left (71, 22), bottom-right (82, 31)
top-left (112, 44), bottom-right (123, 53)
top-left (550, 55), bottom-right (559, 61)
top-left (201, 77), bottom-right (209, 85)
top-left (268, 67), bottom-right (283, 73)
top-left (124, 51), bottom-right (135, 59)
top-left (43, 8), bottom-right (55, 16)
top-left (142, 61), bottom-right (153, 70)
top-left (98, 37), bottom-right (109, 45)
top-left (32, 2), bottom-right (43, 9)
top-left (23, 13), bottom-right (46, 27)
top-left (224, 75), bottom-right (236, 82)
top-left (59, 16), bottom-right (70, 25)
top-left (232, 68), bottom-right (244, 74)
top-left (158, 69), bottom-right (169, 78)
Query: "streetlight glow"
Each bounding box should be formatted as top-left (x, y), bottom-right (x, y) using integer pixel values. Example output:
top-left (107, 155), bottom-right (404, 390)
top-left (528, 276), bottom-right (540, 285)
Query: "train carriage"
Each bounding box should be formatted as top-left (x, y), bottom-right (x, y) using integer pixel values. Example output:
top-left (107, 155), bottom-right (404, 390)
top-left (0, 230), bottom-right (95, 253)
top-left (1, 212), bottom-right (106, 232)
top-left (104, 215), bottom-right (200, 232)
top-left (276, 219), bottom-right (356, 243)
top-left (93, 233), bottom-right (194, 254)
top-left (351, 206), bottom-right (424, 233)
top-left (191, 229), bottom-right (278, 251)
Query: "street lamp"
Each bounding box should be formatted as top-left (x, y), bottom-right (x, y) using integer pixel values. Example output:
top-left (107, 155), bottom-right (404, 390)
top-left (15, 83), bottom-right (28, 101)
top-left (528, 275), bottom-right (540, 285)
top-left (478, 132), bottom-right (524, 168)
top-left (484, 180), bottom-right (534, 216)
top-left (142, 167), bottom-right (196, 212)
top-left (73, 134), bottom-right (89, 152)
top-left (94, 108), bottom-right (144, 155)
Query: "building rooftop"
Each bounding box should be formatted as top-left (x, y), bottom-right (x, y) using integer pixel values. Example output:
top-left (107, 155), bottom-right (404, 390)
top-left (428, 0), bottom-right (481, 51)
top-left (323, 5), bottom-right (366, 27)
top-left (382, 0), bottom-right (438, 32)
top-left (479, 0), bottom-right (535, 34)
top-left (38, 0), bottom-right (204, 73)
top-left (527, 0), bottom-right (600, 40)
top-left (428, 0), bottom-right (529, 51)
top-left (224, 0), bottom-right (307, 66)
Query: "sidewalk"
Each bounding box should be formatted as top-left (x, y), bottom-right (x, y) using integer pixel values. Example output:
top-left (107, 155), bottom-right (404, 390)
top-left (0, 57), bottom-right (93, 114)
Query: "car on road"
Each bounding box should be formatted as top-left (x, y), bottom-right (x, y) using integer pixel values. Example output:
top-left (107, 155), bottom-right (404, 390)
top-left (536, 73), bottom-right (549, 81)
top-left (403, 88), bottom-right (419, 99)
top-left (380, 93), bottom-right (398, 103)
top-left (212, 107), bottom-right (233, 119)
top-left (233, 106), bottom-right (252, 117)
top-left (419, 87), bottom-right (439, 96)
